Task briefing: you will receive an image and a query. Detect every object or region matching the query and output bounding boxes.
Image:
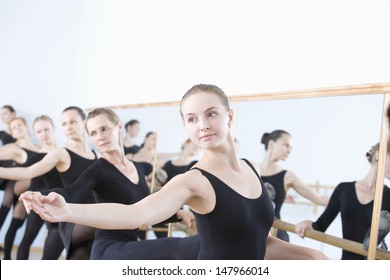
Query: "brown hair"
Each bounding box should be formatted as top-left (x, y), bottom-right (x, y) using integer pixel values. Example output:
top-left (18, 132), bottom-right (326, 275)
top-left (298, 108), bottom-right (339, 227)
top-left (180, 84), bottom-right (230, 118)
top-left (260, 130), bottom-right (290, 150)
top-left (85, 108), bottom-right (120, 134)
top-left (33, 115), bottom-right (54, 128)
top-left (63, 106), bottom-right (86, 120)
top-left (366, 143), bottom-right (380, 164)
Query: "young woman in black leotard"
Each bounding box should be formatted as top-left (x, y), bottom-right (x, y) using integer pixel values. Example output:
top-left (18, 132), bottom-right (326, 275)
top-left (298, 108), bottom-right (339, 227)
top-left (296, 143), bottom-right (390, 259)
top-left (1, 115), bottom-right (65, 259)
top-left (123, 119), bottom-right (141, 156)
top-left (0, 105), bottom-right (17, 229)
top-left (259, 130), bottom-right (329, 242)
top-left (0, 117), bottom-right (40, 259)
top-left (21, 108), bottom-right (199, 259)
top-left (0, 105), bottom-right (16, 146)
top-left (0, 107), bottom-right (97, 259)
top-left (21, 84), bottom-right (328, 260)
top-left (12, 115), bottom-right (65, 260)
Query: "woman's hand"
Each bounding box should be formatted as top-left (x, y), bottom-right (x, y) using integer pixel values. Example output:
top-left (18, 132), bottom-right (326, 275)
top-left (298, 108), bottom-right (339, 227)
top-left (295, 220), bottom-right (313, 238)
top-left (20, 191), bottom-right (69, 223)
top-left (19, 191), bottom-right (42, 214)
top-left (176, 209), bottom-right (195, 227)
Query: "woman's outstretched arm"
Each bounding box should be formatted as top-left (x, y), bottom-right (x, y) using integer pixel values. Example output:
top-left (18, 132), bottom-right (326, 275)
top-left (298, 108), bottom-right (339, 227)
top-left (20, 172), bottom-right (195, 230)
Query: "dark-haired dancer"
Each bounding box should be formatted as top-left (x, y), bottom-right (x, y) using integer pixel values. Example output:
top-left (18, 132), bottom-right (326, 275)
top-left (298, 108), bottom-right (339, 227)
top-left (259, 130), bottom-right (329, 242)
top-left (123, 119), bottom-right (141, 156)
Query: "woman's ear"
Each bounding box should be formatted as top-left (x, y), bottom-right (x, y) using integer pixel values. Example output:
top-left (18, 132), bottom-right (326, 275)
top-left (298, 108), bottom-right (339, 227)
top-left (228, 109), bottom-right (234, 127)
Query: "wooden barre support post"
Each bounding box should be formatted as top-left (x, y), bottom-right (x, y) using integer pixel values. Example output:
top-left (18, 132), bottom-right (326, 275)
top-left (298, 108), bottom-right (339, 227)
top-left (272, 219), bottom-right (390, 260)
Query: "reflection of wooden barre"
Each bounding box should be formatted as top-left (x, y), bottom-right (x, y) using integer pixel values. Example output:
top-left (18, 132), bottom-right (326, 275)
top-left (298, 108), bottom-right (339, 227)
top-left (286, 182), bottom-right (335, 214)
top-left (273, 219), bottom-right (390, 260)
top-left (139, 221), bottom-right (198, 237)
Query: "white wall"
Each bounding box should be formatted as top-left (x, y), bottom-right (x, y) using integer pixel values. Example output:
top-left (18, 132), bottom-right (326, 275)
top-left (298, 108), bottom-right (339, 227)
top-left (0, 0), bottom-right (390, 258)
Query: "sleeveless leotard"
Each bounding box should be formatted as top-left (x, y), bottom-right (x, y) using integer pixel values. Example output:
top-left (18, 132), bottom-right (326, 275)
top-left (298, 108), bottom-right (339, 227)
top-left (57, 148), bottom-right (97, 258)
top-left (191, 159), bottom-right (274, 259)
top-left (17, 152), bottom-right (65, 259)
top-left (261, 170), bottom-right (290, 241)
top-left (162, 160), bottom-right (198, 182)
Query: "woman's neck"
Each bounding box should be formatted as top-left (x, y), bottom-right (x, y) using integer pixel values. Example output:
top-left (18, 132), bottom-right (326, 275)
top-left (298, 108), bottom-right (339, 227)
top-left (16, 136), bottom-right (36, 150)
top-left (357, 166), bottom-right (378, 191)
top-left (102, 149), bottom-right (129, 167)
top-left (259, 153), bottom-right (279, 172)
top-left (66, 138), bottom-right (89, 153)
top-left (39, 142), bottom-right (57, 153)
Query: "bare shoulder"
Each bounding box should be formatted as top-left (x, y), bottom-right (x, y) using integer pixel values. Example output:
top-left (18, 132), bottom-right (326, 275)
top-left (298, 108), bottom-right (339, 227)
top-left (165, 169), bottom-right (210, 196)
top-left (48, 147), bottom-right (67, 157)
top-left (0, 142), bottom-right (19, 151)
top-left (44, 147), bottom-right (71, 164)
top-left (284, 170), bottom-right (301, 186)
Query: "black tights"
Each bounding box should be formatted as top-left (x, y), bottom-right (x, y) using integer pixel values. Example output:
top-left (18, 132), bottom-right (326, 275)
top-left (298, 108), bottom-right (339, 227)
top-left (67, 224), bottom-right (95, 260)
top-left (0, 181), bottom-right (16, 231)
top-left (17, 212), bottom-right (64, 260)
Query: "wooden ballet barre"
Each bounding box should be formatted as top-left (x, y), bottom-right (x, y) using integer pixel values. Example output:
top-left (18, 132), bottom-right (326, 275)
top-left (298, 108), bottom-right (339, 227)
top-left (286, 183), bottom-right (335, 215)
top-left (272, 219), bottom-right (390, 260)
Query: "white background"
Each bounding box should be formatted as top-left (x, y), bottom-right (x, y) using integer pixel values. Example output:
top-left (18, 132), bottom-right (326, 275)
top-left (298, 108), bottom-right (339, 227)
top-left (0, 0), bottom-right (389, 267)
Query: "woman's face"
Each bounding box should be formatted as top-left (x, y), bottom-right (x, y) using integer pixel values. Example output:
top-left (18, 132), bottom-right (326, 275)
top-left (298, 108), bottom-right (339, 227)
top-left (270, 134), bottom-right (293, 161)
top-left (0, 108), bottom-right (15, 124)
top-left (181, 91), bottom-right (232, 150)
top-left (61, 110), bottom-right (85, 139)
top-left (34, 120), bottom-right (56, 146)
top-left (87, 114), bottom-right (121, 154)
top-left (144, 133), bottom-right (157, 149)
top-left (128, 123), bottom-right (140, 138)
top-left (9, 119), bottom-right (28, 139)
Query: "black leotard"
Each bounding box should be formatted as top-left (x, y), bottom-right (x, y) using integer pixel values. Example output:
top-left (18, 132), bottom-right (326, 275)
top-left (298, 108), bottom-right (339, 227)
top-left (312, 181), bottom-right (390, 259)
top-left (261, 170), bottom-right (289, 241)
top-left (53, 157), bottom-right (200, 260)
top-left (56, 148), bottom-right (97, 259)
top-left (16, 152), bottom-right (65, 260)
top-left (0, 132), bottom-right (15, 190)
top-left (162, 160), bottom-right (198, 182)
top-left (191, 159), bottom-right (274, 259)
top-left (0, 131), bottom-right (14, 146)
top-left (123, 145), bottom-right (140, 156)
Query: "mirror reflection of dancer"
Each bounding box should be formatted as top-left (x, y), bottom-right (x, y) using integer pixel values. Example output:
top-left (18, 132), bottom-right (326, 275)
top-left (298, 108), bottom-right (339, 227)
top-left (21, 84), bottom-right (328, 260)
top-left (296, 143), bottom-right (390, 259)
top-left (259, 130), bottom-right (329, 242)
top-left (123, 119), bottom-right (141, 156)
